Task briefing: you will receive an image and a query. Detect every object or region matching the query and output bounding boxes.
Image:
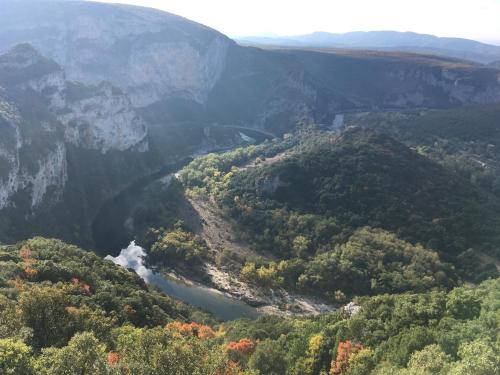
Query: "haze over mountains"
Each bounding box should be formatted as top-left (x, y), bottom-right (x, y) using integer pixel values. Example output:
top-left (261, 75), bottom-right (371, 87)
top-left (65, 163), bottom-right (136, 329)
top-left (0, 0), bottom-right (500, 247)
top-left (0, 1), bottom-right (499, 374)
top-left (237, 31), bottom-right (500, 64)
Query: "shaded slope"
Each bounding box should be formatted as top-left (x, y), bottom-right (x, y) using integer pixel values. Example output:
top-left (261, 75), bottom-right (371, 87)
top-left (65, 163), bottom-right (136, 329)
top-left (223, 129), bottom-right (500, 255)
top-left (206, 45), bottom-right (500, 134)
top-left (0, 44), bottom-right (160, 247)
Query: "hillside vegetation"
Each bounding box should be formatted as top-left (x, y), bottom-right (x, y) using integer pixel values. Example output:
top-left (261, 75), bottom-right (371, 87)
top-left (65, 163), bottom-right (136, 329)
top-left (1, 238), bottom-right (498, 374)
top-left (352, 104), bottom-right (500, 198)
top-left (2, 1), bottom-right (500, 249)
top-left (177, 127), bottom-right (499, 301)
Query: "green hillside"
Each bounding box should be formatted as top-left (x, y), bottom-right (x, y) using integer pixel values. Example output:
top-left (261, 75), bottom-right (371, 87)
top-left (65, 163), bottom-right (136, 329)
top-left (178, 128), bottom-right (499, 298)
top-left (225, 129), bottom-right (499, 253)
top-left (1, 237), bottom-right (497, 374)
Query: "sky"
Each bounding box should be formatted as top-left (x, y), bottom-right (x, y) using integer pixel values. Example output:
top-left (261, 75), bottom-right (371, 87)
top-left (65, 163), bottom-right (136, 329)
top-left (92, 0), bottom-right (500, 43)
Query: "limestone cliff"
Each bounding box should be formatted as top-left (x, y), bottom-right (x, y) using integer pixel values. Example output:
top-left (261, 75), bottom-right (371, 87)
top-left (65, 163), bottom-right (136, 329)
top-left (1, 1), bottom-right (499, 137)
top-left (0, 44), bottom-right (148, 213)
top-left (0, 0), bottom-right (231, 107)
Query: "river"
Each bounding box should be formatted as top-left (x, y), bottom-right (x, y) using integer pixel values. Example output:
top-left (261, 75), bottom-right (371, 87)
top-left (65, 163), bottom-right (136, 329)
top-left (97, 129), bottom-right (275, 320)
top-left (106, 242), bottom-right (260, 321)
top-left (91, 157), bottom-right (194, 256)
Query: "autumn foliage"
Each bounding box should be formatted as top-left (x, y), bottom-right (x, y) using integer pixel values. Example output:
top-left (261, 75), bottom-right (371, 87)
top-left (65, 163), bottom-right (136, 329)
top-left (224, 360), bottom-right (245, 375)
top-left (19, 246), bottom-right (38, 280)
top-left (226, 339), bottom-right (256, 356)
top-left (14, 275), bottom-right (24, 290)
top-left (331, 340), bottom-right (364, 374)
top-left (70, 277), bottom-right (91, 295)
top-left (166, 321), bottom-right (216, 339)
top-left (19, 246), bottom-right (33, 261)
top-left (107, 351), bottom-right (120, 365)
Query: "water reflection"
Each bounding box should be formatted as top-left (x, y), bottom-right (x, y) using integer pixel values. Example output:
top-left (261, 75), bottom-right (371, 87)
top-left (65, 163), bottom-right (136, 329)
top-left (106, 242), bottom-right (259, 321)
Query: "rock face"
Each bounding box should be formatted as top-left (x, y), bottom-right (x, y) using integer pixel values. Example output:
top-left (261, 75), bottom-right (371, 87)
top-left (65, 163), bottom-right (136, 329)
top-left (1, 1), bottom-right (500, 136)
top-left (1, 0), bottom-right (500, 247)
top-left (125, 36), bottom-right (229, 106)
top-left (0, 44), bottom-right (148, 153)
top-left (0, 0), bottom-right (231, 107)
top-left (204, 47), bottom-right (500, 134)
top-left (0, 44), bottom-right (148, 214)
top-left (0, 99), bottom-right (66, 209)
top-left (343, 302), bottom-right (361, 317)
top-left (0, 45), bottom-right (67, 210)
top-left (60, 81), bottom-right (147, 152)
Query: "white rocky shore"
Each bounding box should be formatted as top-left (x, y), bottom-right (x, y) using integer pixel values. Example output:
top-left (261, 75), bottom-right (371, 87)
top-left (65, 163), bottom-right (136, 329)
top-left (204, 263), bottom-right (336, 317)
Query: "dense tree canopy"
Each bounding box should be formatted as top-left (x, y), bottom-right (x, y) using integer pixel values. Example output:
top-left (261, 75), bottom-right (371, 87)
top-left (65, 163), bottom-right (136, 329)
top-left (0, 236), bottom-right (498, 374)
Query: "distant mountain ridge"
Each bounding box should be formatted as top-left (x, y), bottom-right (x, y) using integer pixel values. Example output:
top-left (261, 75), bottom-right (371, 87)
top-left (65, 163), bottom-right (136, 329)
top-left (490, 60), bottom-right (500, 69)
top-left (1, 0), bottom-right (500, 247)
top-left (237, 31), bottom-right (500, 64)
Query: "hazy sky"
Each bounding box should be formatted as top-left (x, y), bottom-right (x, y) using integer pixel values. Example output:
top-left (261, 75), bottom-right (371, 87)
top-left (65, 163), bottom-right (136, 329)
top-left (92, 0), bottom-right (500, 43)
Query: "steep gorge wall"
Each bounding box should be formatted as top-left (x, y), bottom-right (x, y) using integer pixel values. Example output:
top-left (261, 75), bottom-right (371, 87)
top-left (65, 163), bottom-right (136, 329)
top-left (0, 1), bottom-right (500, 247)
top-left (0, 44), bottom-right (157, 246)
top-left (0, 0), bottom-right (231, 107)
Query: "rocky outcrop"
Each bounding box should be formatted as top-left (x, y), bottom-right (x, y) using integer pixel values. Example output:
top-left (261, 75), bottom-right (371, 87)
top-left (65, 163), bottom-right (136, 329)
top-left (0, 44), bottom-right (148, 213)
top-left (0, 99), bottom-right (67, 210)
top-left (2, 45), bottom-right (147, 152)
top-left (0, 0), bottom-right (231, 107)
top-left (256, 174), bottom-right (290, 196)
top-left (0, 44), bottom-right (148, 153)
top-left (343, 302), bottom-right (361, 317)
top-left (0, 45), bottom-right (67, 210)
top-left (61, 82), bottom-right (147, 152)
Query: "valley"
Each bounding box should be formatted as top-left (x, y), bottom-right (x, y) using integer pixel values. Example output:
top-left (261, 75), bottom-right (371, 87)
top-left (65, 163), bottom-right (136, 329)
top-left (0, 1), bottom-right (499, 374)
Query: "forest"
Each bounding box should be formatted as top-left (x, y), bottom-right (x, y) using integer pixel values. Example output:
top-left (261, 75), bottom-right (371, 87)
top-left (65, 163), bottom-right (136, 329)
top-left (1, 237), bottom-right (498, 374)
top-left (1, 1), bottom-right (499, 373)
top-left (177, 125), bottom-right (499, 301)
top-left (2, 107), bottom-right (500, 374)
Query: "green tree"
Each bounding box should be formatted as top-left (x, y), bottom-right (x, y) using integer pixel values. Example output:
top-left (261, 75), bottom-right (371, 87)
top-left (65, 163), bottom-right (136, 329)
top-left (0, 339), bottom-right (34, 375)
top-left (248, 339), bottom-right (287, 375)
top-left (377, 326), bottom-right (434, 367)
top-left (293, 235), bottom-right (311, 258)
top-left (150, 229), bottom-right (207, 266)
top-left (113, 326), bottom-right (230, 375)
top-left (345, 348), bottom-right (376, 375)
top-left (35, 332), bottom-right (109, 375)
top-left (17, 286), bottom-right (72, 349)
top-left (448, 339), bottom-right (500, 375)
top-left (445, 287), bottom-right (481, 320)
top-left (406, 344), bottom-right (451, 374)
top-left (0, 296), bottom-right (32, 342)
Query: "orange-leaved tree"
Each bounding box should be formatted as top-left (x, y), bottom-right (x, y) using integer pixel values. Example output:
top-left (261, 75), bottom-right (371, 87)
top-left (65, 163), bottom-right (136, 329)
top-left (331, 340), bottom-right (363, 374)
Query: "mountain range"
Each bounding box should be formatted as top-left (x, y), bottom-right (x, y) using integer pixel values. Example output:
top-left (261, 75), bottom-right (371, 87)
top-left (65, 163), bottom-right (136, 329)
top-left (0, 1), bottom-right (499, 374)
top-left (0, 0), bottom-right (500, 247)
top-left (237, 31), bottom-right (500, 64)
